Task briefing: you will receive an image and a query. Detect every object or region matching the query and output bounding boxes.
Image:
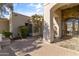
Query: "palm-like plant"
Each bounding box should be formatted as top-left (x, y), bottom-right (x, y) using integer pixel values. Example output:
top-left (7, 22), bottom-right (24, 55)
top-left (0, 3), bottom-right (13, 19)
top-left (0, 3), bottom-right (5, 18)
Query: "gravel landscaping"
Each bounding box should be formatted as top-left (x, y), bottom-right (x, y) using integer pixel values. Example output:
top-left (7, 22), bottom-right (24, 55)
top-left (56, 37), bottom-right (79, 51)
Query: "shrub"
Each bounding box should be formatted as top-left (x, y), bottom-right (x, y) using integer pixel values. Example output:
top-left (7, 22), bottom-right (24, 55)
top-left (2, 31), bottom-right (12, 38)
top-left (19, 26), bottom-right (29, 38)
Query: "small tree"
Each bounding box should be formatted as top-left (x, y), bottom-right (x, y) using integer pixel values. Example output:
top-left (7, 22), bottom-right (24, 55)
top-left (18, 26), bottom-right (29, 38)
top-left (31, 14), bottom-right (43, 36)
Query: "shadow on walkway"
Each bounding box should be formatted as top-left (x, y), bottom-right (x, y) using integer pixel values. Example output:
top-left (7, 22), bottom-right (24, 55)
top-left (10, 36), bottom-right (43, 55)
top-left (53, 36), bottom-right (73, 43)
top-left (0, 36), bottom-right (43, 56)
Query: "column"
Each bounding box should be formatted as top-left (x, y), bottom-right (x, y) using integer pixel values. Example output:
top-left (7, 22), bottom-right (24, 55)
top-left (43, 7), bottom-right (54, 43)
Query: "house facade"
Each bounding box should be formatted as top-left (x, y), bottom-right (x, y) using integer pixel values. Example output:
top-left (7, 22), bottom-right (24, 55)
top-left (0, 18), bottom-right (9, 33)
top-left (43, 3), bottom-right (79, 43)
top-left (10, 12), bottom-right (32, 37)
top-left (0, 12), bottom-right (32, 37)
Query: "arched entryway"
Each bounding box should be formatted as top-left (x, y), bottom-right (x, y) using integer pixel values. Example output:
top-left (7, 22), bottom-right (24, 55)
top-left (44, 3), bottom-right (79, 43)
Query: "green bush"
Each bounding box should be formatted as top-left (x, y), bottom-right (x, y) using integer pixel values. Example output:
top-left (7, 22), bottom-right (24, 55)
top-left (2, 31), bottom-right (12, 38)
top-left (19, 26), bottom-right (29, 38)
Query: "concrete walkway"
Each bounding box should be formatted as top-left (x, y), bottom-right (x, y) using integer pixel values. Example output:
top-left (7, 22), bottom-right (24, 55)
top-left (0, 37), bottom-right (79, 56)
top-left (28, 43), bottom-right (79, 56)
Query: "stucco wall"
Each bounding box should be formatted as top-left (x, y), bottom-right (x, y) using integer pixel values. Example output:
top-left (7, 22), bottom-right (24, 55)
top-left (0, 19), bottom-right (9, 33)
top-left (43, 3), bottom-right (63, 43)
top-left (43, 4), bottom-right (56, 43)
top-left (11, 13), bottom-right (31, 37)
top-left (53, 9), bottom-right (62, 38)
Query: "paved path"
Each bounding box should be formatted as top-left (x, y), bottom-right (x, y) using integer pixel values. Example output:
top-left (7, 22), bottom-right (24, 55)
top-left (0, 37), bottom-right (79, 56)
top-left (28, 43), bottom-right (79, 56)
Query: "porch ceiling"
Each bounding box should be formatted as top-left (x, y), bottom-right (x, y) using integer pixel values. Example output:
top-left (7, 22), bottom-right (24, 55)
top-left (52, 3), bottom-right (79, 12)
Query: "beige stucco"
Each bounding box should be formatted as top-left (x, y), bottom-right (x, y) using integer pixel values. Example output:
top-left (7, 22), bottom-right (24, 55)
top-left (43, 4), bottom-right (55, 42)
top-left (10, 12), bottom-right (31, 37)
top-left (0, 19), bottom-right (9, 33)
top-left (43, 3), bottom-right (62, 43)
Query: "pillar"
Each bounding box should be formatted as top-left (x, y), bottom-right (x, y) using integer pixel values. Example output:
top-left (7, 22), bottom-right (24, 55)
top-left (43, 4), bottom-right (54, 43)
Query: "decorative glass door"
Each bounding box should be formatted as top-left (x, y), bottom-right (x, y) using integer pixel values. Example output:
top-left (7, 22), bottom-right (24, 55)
top-left (66, 19), bottom-right (79, 37)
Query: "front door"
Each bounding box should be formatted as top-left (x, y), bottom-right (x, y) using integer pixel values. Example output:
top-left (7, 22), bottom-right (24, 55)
top-left (66, 18), bottom-right (79, 37)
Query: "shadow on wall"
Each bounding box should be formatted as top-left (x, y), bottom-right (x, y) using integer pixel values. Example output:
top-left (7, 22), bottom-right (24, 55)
top-left (43, 21), bottom-right (49, 41)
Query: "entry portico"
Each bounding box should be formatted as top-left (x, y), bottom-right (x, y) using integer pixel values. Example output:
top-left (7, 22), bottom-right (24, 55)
top-left (43, 3), bottom-right (79, 43)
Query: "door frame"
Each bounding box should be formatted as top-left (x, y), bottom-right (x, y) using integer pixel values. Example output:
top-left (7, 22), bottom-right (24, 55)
top-left (65, 18), bottom-right (79, 37)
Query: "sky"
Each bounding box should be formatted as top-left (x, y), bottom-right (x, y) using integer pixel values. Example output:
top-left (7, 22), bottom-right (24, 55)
top-left (13, 3), bottom-right (44, 16)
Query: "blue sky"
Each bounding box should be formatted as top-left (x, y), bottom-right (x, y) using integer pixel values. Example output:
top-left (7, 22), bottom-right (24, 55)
top-left (13, 3), bottom-right (44, 16)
